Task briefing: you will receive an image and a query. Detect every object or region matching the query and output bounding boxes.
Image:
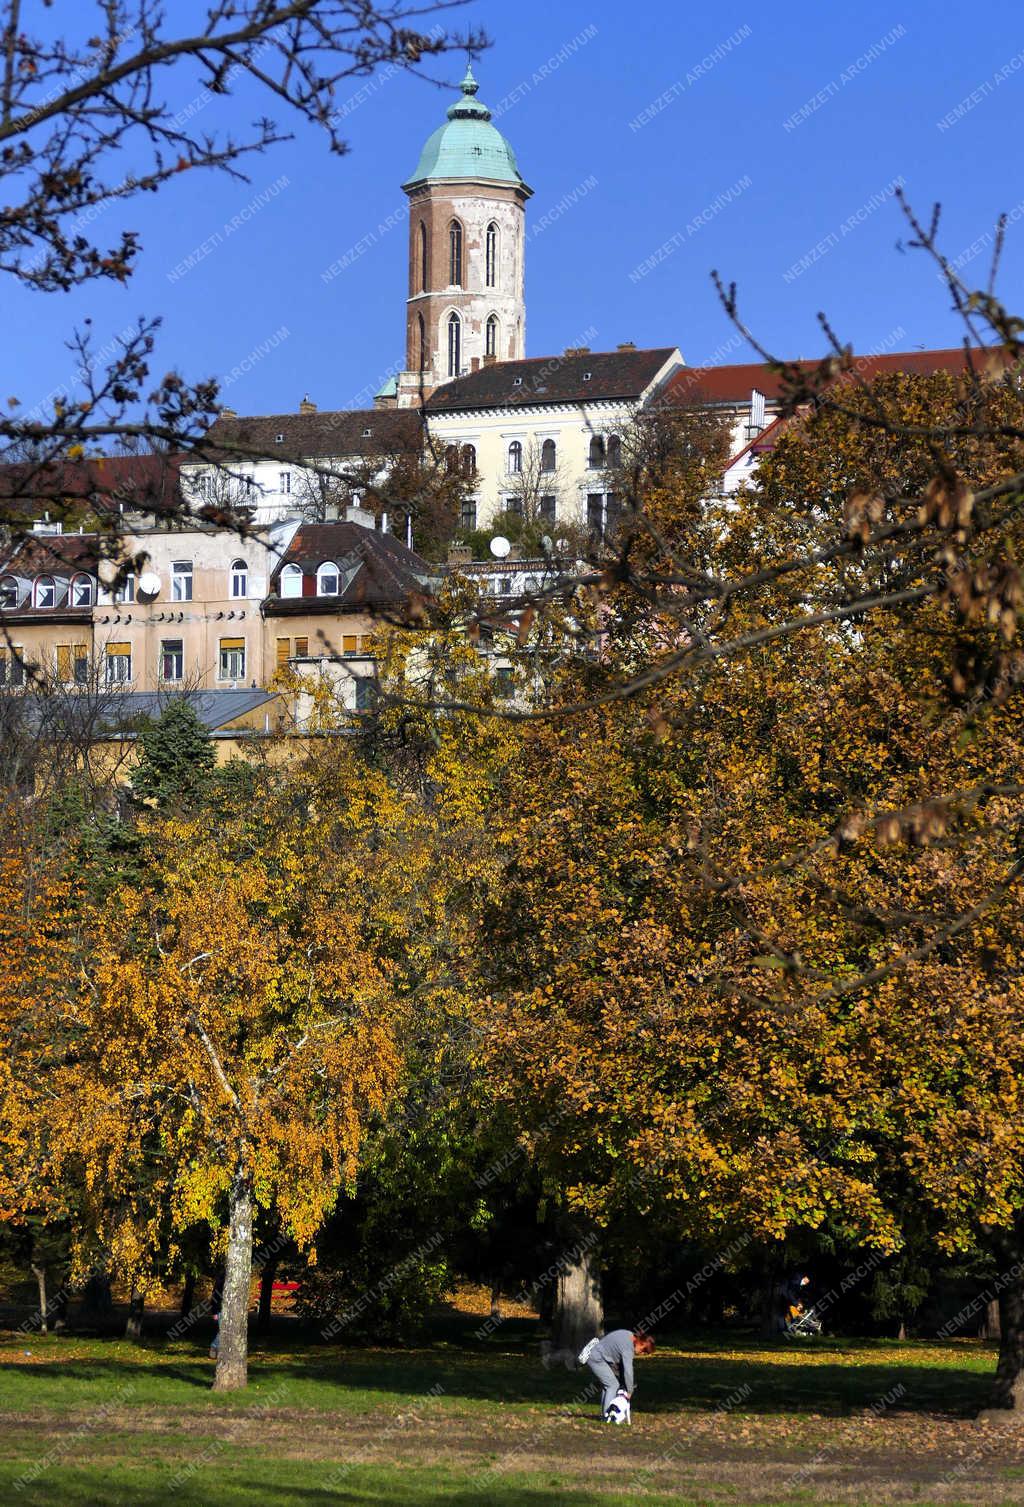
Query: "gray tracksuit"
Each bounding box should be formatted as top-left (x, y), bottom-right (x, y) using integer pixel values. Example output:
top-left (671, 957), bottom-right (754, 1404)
top-left (585, 1329), bottom-right (634, 1413)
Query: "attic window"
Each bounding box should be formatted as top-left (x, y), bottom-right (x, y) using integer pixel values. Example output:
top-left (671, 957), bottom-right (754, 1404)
top-left (512, 377), bottom-right (523, 387)
top-left (583, 372), bottom-right (592, 382)
top-left (362, 428), bottom-right (372, 437)
top-left (275, 433), bottom-right (284, 443)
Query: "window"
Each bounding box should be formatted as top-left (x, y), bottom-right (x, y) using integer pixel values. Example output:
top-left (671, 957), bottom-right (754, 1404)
top-left (355, 678), bottom-right (377, 713)
top-left (541, 439), bottom-right (557, 472)
top-left (507, 440), bottom-right (523, 475)
top-left (34, 576), bottom-right (56, 609)
top-left (0, 575), bottom-right (19, 609)
top-left (587, 494), bottom-right (605, 539)
top-left (158, 639), bottom-right (182, 681)
top-left (607, 434), bottom-right (622, 469)
top-left (56, 646), bottom-right (72, 683)
top-left (461, 443), bottom-right (476, 476)
top-left (588, 436), bottom-right (606, 469)
top-left (540, 495), bottom-right (557, 522)
top-left (279, 472), bottom-right (291, 495)
top-left (73, 646), bottom-right (89, 685)
top-left (70, 574), bottom-right (93, 607)
top-left (445, 445), bottom-right (460, 475)
top-left (449, 219), bottom-right (463, 286)
top-left (485, 222), bottom-right (498, 288)
top-left (418, 222), bottom-right (428, 292)
top-left (493, 666), bottom-right (514, 698)
top-left (342, 634), bottom-right (359, 655)
top-left (105, 642), bottom-right (131, 684)
top-left (486, 314), bottom-right (498, 358)
top-left (460, 498), bottom-right (477, 532)
top-left (114, 574), bottom-right (135, 605)
top-left (219, 637), bottom-right (245, 680)
top-left (447, 312), bottom-right (462, 378)
top-left (417, 313), bottom-right (427, 371)
top-left (171, 560), bottom-right (193, 602)
top-left (606, 492), bottom-right (622, 536)
top-left (317, 561), bottom-right (340, 596)
top-left (512, 376), bottom-right (523, 387)
top-left (0, 647), bottom-right (26, 687)
top-left (506, 496), bottom-right (524, 518)
top-left (280, 563), bottom-right (303, 599)
top-left (230, 559), bottom-right (248, 598)
top-left (294, 635), bottom-right (308, 657)
top-left (276, 637), bottom-right (291, 668)
top-left (275, 433), bottom-right (284, 444)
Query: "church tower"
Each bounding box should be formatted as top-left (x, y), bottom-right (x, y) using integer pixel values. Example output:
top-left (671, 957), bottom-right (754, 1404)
top-left (391, 67), bottom-right (532, 406)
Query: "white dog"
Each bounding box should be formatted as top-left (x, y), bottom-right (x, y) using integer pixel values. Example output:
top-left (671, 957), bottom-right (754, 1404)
top-left (605, 1390), bottom-right (631, 1425)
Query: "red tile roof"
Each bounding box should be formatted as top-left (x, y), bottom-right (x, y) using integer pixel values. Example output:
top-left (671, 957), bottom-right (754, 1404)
top-left (666, 348), bottom-right (1008, 407)
top-left (203, 408), bottom-right (423, 462)
top-left (265, 521), bottom-right (436, 617)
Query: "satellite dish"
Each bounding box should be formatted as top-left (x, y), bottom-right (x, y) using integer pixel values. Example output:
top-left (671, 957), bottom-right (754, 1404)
top-left (137, 570), bottom-right (162, 599)
top-left (489, 535), bottom-right (511, 559)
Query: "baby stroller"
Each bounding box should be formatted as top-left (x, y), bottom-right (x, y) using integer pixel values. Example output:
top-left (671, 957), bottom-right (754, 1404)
top-left (784, 1300), bottom-right (823, 1338)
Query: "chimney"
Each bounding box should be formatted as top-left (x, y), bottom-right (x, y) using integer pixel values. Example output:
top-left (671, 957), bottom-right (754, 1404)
top-left (564, 347), bottom-right (591, 357)
top-left (299, 394), bottom-right (317, 414)
top-left (471, 357), bottom-right (481, 371)
top-left (617, 342), bottom-right (636, 351)
top-left (483, 353), bottom-right (497, 366)
top-left (447, 543), bottom-right (473, 567)
top-left (345, 503), bottom-right (375, 530)
top-left (220, 406), bottom-right (238, 418)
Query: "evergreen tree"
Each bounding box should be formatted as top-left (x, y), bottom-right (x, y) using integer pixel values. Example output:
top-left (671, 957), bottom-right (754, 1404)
top-left (130, 699), bottom-right (215, 808)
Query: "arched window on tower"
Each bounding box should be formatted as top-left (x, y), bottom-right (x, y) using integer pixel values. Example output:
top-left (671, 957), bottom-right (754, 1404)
top-left (418, 222), bottom-right (428, 292)
top-left (449, 219), bottom-right (463, 286)
top-left (417, 313), bottom-right (427, 371)
top-left (447, 312), bottom-right (462, 377)
top-left (485, 222), bottom-right (498, 288)
top-left (541, 439), bottom-right (557, 473)
top-left (486, 314), bottom-right (498, 359)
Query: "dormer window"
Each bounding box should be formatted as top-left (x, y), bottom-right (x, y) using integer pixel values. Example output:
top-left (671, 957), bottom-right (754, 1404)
top-left (280, 562), bottom-right (303, 599)
top-left (317, 560), bottom-right (340, 597)
top-left (34, 576), bottom-right (56, 609)
top-left (275, 433), bottom-right (284, 444)
top-left (70, 574), bottom-right (94, 607)
top-left (363, 428), bottom-right (372, 438)
top-left (0, 575), bottom-right (19, 609)
top-left (583, 372), bottom-right (592, 382)
top-left (512, 376), bottom-right (523, 387)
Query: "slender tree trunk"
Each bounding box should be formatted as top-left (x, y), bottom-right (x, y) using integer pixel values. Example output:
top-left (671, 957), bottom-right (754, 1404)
top-left (985, 1298), bottom-right (1002, 1341)
top-left (257, 1259), bottom-right (277, 1333)
top-left (125, 1287), bottom-right (145, 1342)
top-left (179, 1271), bottom-right (196, 1318)
top-left (490, 1283), bottom-right (501, 1322)
top-left (981, 1265), bottom-right (1024, 1418)
top-left (31, 1263), bottom-right (47, 1336)
top-left (551, 1234), bottom-right (602, 1354)
top-left (213, 1168), bottom-right (253, 1392)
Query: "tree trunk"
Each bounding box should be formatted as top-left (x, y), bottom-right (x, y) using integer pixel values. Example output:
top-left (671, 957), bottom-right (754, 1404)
top-left (179, 1271), bottom-right (196, 1318)
top-left (551, 1237), bottom-right (602, 1354)
top-left (124, 1287), bottom-right (145, 1342)
top-left (257, 1259), bottom-right (277, 1333)
top-left (213, 1169), bottom-right (253, 1392)
top-left (490, 1283), bottom-right (501, 1322)
top-left (981, 1266), bottom-right (1024, 1417)
top-left (31, 1263), bottom-right (47, 1336)
top-left (985, 1298), bottom-right (1002, 1341)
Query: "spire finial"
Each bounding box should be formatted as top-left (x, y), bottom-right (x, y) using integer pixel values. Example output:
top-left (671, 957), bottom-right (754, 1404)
top-left (461, 62), bottom-right (479, 96)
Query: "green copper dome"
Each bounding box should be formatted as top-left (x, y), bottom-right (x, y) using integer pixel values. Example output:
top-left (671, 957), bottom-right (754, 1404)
top-left (403, 66), bottom-right (531, 193)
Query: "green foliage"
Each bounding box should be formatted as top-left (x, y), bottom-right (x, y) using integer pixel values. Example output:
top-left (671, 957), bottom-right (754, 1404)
top-left (129, 698), bottom-right (216, 807)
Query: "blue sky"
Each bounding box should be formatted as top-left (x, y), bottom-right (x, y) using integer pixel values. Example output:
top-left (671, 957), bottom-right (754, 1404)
top-left (8, 0), bottom-right (1024, 419)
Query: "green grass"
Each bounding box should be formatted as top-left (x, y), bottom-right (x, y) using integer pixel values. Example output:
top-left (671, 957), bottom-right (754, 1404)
top-left (0, 1327), bottom-right (1011, 1506)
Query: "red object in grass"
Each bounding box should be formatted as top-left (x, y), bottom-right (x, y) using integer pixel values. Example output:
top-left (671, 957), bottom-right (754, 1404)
top-left (271, 1280), bottom-right (300, 1293)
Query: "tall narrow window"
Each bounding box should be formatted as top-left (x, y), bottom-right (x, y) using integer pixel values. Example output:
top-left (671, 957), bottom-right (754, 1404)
top-left (447, 312), bottom-right (462, 378)
top-left (418, 221), bottom-right (428, 292)
top-left (160, 639), bottom-right (184, 681)
top-left (70, 574), bottom-right (94, 606)
top-left (541, 439), bottom-right (557, 473)
top-left (279, 472), bottom-right (291, 494)
top-left (588, 436), bottom-right (606, 470)
top-left (280, 562), bottom-right (303, 599)
top-left (460, 498), bottom-right (477, 532)
top-left (34, 576), bottom-right (56, 609)
top-left (507, 441), bottom-right (523, 475)
top-left (317, 561), bottom-right (340, 596)
top-left (486, 314), bottom-right (498, 358)
top-left (230, 559), bottom-right (248, 598)
top-left (445, 445), bottom-right (460, 475)
top-left (276, 637), bottom-right (291, 668)
top-left (485, 222), bottom-right (498, 287)
top-left (607, 434), bottom-right (622, 469)
top-left (105, 642), bottom-right (132, 684)
top-left (114, 574), bottom-right (135, 605)
top-left (417, 313), bottom-right (427, 371)
top-left (171, 560), bottom-right (193, 602)
top-left (449, 219), bottom-right (463, 286)
top-left (461, 444), bottom-right (477, 476)
top-left (219, 637), bottom-right (245, 680)
top-left (540, 495), bottom-right (557, 522)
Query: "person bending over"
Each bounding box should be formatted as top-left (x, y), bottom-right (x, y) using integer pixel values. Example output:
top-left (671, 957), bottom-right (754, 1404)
top-left (578, 1330), bottom-right (655, 1419)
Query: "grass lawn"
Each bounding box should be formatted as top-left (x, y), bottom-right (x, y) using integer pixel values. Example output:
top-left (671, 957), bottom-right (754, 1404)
top-left (1, 1324), bottom-right (1021, 1504)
